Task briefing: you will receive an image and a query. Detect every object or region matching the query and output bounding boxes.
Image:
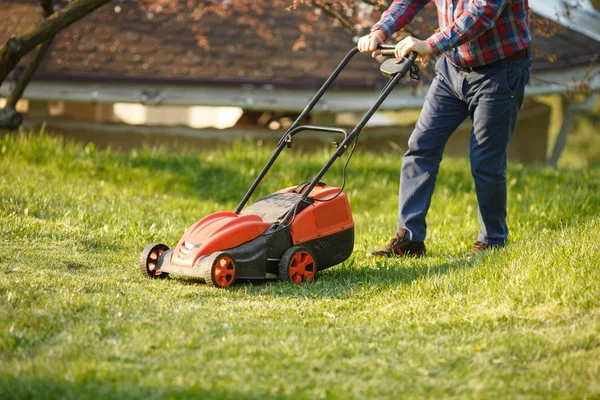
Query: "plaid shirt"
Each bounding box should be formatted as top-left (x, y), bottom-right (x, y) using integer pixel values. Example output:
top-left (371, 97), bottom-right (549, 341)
top-left (372, 0), bottom-right (531, 67)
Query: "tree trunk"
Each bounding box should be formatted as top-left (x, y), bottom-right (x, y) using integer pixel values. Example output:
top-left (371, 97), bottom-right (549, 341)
top-left (6, 0), bottom-right (55, 108)
top-left (0, 0), bottom-right (111, 87)
top-left (6, 40), bottom-right (53, 109)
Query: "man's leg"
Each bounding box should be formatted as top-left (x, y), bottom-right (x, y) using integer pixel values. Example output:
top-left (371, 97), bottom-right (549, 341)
top-left (398, 57), bottom-right (469, 242)
top-left (467, 58), bottom-right (530, 246)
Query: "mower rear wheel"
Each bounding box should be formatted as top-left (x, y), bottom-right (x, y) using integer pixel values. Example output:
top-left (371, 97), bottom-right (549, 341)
top-left (140, 243), bottom-right (170, 279)
top-left (279, 246), bottom-right (316, 284)
top-left (203, 252), bottom-right (236, 288)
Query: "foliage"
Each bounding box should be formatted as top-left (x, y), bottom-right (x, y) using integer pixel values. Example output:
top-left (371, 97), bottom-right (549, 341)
top-left (0, 130), bottom-right (599, 399)
top-left (136, 0), bottom-right (391, 51)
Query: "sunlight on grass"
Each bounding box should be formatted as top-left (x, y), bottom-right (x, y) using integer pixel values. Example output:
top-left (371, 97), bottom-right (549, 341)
top-left (0, 130), bottom-right (599, 399)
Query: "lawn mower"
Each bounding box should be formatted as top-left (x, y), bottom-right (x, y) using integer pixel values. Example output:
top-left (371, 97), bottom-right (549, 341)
top-left (140, 45), bottom-right (418, 288)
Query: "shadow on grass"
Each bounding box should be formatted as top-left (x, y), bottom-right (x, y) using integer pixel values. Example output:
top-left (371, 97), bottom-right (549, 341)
top-left (0, 376), bottom-right (290, 400)
top-left (274, 256), bottom-right (480, 299)
top-left (164, 254), bottom-right (480, 299)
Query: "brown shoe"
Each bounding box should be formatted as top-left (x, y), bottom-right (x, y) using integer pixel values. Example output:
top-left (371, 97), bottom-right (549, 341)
top-left (367, 229), bottom-right (426, 257)
top-left (467, 241), bottom-right (504, 255)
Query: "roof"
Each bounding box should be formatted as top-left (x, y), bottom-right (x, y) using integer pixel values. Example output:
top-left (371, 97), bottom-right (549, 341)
top-left (1, 0), bottom-right (599, 91)
top-left (530, 0), bottom-right (600, 42)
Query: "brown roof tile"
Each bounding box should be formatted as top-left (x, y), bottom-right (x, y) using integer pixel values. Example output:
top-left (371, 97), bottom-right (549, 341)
top-left (1, 0), bottom-right (598, 89)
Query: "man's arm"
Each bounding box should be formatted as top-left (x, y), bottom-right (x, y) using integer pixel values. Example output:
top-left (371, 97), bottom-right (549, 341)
top-left (372, 0), bottom-right (432, 40)
top-left (426, 0), bottom-right (509, 55)
top-left (358, 0), bottom-right (431, 56)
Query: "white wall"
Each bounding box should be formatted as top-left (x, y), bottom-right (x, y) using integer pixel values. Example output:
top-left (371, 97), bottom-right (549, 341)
top-left (113, 104), bottom-right (243, 128)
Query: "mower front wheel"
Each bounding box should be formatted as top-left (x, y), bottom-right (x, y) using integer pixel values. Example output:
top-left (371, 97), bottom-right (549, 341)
top-left (203, 252), bottom-right (236, 288)
top-left (279, 246), bottom-right (316, 284)
top-left (140, 243), bottom-right (170, 279)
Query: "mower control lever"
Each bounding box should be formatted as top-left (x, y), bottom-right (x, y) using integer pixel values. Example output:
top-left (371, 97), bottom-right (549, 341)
top-left (282, 125), bottom-right (348, 149)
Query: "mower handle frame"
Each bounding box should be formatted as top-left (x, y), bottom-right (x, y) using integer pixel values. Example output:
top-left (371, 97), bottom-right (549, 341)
top-left (234, 45), bottom-right (416, 215)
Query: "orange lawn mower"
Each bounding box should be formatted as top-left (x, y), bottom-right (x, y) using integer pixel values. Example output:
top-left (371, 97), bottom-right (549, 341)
top-left (140, 46), bottom-right (419, 288)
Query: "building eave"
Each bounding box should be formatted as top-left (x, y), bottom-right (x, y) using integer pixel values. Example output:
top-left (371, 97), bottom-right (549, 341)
top-left (2, 66), bottom-right (598, 112)
top-left (0, 79), bottom-right (426, 112)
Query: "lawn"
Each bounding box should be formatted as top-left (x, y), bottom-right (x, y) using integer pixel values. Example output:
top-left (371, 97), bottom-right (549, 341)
top-left (1, 130), bottom-right (599, 399)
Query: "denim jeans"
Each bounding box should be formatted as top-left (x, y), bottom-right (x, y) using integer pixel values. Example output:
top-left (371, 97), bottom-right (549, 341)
top-left (398, 54), bottom-right (531, 245)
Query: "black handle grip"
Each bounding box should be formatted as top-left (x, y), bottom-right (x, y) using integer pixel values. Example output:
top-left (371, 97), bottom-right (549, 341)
top-left (376, 44), bottom-right (418, 61)
top-left (377, 44), bottom-right (396, 55)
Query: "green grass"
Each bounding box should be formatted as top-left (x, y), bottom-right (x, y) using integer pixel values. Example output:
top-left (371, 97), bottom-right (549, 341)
top-left (1, 130), bottom-right (599, 399)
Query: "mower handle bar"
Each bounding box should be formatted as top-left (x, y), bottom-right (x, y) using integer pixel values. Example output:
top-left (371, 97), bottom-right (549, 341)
top-left (234, 45), bottom-right (416, 215)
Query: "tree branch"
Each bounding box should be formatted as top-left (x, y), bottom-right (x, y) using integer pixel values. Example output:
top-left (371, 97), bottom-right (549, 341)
top-left (311, 1), bottom-right (359, 36)
top-left (0, 0), bottom-right (111, 87)
top-left (7, 0), bottom-right (56, 109)
top-left (361, 0), bottom-right (391, 9)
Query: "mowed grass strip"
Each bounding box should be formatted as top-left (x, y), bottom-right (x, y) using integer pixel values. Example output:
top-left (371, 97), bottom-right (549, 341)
top-left (0, 131), bottom-right (599, 399)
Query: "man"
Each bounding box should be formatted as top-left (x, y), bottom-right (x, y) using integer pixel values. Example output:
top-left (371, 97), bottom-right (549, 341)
top-left (358, 0), bottom-right (531, 257)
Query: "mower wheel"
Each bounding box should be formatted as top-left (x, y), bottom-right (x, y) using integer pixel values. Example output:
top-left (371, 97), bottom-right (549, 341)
top-left (203, 252), bottom-right (236, 288)
top-left (140, 243), bottom-right (169, 279)
top-left (279, 246), bottom-right (316, 284)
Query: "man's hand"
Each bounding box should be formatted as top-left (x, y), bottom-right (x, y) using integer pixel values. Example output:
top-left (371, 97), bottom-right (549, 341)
top-left (395, 36), bottom-right (433, 58)
top-left (358, 30), bottom-right (386, 57)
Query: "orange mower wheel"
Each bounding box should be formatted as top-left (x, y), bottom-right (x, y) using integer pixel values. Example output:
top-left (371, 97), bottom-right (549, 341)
top-left (279, 246), bottom-right (316, 284)
top-left (140, 243), bottom-right (170, 279)
top-left (203, 252), bottom-right (237, 288)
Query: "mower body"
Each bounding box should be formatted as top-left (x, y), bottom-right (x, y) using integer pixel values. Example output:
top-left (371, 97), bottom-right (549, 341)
top-left (153, 184), bottom-right (354, 281)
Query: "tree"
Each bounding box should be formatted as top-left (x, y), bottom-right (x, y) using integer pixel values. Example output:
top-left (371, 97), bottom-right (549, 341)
top-left (0, 0), bottom-right (112, 128)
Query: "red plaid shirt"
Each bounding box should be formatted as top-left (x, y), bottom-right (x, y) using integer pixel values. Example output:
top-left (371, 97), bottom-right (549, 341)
top-left (372, 0), bottom-right (531, 67)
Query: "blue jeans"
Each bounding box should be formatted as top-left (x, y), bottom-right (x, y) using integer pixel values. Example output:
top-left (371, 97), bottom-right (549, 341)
top-left (398, 54), bottom-right (531, 245)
